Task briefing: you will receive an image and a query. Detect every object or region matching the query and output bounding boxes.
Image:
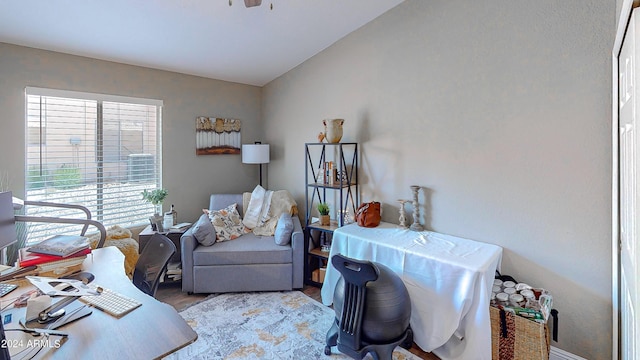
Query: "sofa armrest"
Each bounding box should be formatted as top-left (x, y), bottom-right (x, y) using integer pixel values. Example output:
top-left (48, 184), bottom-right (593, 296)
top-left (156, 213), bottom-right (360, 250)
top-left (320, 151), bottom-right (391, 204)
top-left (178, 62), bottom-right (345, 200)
top-left (181, 227), bottom-right (198, 293)
top-left (290, 215), bottom-right (304, 289)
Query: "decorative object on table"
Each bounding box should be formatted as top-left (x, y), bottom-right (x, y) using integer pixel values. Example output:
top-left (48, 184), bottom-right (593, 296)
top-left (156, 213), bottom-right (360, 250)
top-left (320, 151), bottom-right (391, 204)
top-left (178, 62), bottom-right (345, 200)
top-left (242, 142), bottom-right (270, 187)
top-left (337, 208), bottom-right (354, 225)
top-left (320, 119), bottom-right (344, 143)
top-left (169, 204), bottom-right (177, 225)
top-left (149, 214), bottom-right (164, 232)
top-left (165, 291), bottom-right (420, 360)
top-left (195, 116), bottom-right (241, 155)
top-left (409, 185), bottom-right (424, 231)
top-left (355, 201), bottom-right (381, 228)
top-left (162, 203), bottom-right (178, 230)
top-left (163, 211), bottom-right (174, 231)
top-left (317, 202), bottom-right (331, 226)
top-left (336, 170), bottom-right (349, 184)
top-left (141, 188), bottom-right (168, 214)
top-left (398, 199), bottom-right (409, 228)
top-left (326, 254), bottom-right (412, 358)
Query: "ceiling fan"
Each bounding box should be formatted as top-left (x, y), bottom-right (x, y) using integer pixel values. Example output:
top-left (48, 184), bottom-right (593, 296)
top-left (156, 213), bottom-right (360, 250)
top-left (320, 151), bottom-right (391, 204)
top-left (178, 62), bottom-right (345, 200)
top-left (229, 0), bottom-right (273, 9)
top-left (244, 0), bottom-right (262, 6)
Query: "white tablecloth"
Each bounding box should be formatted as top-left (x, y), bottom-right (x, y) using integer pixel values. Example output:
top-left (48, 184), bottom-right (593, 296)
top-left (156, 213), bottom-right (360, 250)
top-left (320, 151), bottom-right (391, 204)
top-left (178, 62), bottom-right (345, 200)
top-left (320, 222), bottom-right (502, 360)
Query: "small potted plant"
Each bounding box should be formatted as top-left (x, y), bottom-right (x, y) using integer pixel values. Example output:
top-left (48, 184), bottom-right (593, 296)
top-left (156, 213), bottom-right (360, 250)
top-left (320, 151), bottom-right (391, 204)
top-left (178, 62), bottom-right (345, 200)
top-left (317, 202), bottom-right (330, 226)
top-left (142, 188), bottom-right (168, 215)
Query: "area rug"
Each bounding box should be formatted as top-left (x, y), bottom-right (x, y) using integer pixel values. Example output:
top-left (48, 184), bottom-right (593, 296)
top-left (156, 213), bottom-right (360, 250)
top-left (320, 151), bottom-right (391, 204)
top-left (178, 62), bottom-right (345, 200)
top-left (165, 291), bottom-right (421, 360)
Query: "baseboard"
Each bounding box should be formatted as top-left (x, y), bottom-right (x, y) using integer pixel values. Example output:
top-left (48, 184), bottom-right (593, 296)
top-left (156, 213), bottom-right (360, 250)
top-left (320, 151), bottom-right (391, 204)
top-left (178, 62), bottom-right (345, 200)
top-left (550, 346), bottom-right (586, 360)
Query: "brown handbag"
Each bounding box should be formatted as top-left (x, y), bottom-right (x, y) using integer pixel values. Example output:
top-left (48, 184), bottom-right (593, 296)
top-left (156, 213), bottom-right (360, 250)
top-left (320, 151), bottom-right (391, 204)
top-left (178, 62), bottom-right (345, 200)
top-left (355, 201), bottom-right (381, 227)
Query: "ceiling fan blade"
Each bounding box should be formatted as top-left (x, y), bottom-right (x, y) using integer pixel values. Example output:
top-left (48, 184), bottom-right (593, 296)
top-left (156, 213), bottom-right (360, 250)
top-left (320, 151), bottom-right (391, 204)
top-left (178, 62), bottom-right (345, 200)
top-left (244, 0), bottom-right (262, 7)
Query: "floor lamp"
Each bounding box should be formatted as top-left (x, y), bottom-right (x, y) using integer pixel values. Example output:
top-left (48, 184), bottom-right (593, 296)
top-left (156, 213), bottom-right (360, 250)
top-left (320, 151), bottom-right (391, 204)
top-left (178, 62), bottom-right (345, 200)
top-left (242, 142), bottom-right (270, 187)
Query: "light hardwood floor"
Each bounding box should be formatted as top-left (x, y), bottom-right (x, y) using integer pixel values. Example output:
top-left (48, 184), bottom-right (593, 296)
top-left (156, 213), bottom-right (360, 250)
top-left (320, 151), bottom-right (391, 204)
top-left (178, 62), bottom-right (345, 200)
top-left (156, 283), bottom-right (438, 360)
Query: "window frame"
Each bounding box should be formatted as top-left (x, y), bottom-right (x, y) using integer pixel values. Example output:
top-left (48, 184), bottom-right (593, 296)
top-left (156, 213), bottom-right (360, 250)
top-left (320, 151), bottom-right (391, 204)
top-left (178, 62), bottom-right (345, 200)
top-left (24, 87), bottom-right (163, 241)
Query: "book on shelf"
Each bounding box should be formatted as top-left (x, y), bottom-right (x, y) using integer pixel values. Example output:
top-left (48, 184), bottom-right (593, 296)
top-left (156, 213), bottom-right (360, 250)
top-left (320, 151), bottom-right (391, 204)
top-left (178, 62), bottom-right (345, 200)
top-left (166, 268), bottom-right (182, 275)
top-left (18, 247), bottom-right (91, 267)
top-left (27, 234), bottom-right (90, 257)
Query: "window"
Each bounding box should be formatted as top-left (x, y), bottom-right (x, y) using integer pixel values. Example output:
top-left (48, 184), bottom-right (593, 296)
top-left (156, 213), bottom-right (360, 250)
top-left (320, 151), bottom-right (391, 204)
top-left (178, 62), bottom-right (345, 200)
top-left (25, 87), bottom-right (163, 244)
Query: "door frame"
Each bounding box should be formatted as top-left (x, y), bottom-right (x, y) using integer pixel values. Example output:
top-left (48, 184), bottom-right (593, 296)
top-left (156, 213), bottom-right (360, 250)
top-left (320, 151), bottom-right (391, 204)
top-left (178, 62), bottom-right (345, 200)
top-left (614, 1), bottom-right (640, 359)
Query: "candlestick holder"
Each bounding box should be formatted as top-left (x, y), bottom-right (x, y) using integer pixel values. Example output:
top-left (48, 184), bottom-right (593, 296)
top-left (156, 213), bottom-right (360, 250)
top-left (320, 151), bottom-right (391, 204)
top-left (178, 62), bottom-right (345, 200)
top-left (409, 185), bottom-right (424, 231)
top-left (398, 199), bottom-right (409, 228)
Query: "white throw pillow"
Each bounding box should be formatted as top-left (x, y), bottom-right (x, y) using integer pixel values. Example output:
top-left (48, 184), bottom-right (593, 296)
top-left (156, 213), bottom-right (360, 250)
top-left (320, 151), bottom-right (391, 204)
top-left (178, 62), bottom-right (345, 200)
top-left (242, 185), bottom-right (273, 229)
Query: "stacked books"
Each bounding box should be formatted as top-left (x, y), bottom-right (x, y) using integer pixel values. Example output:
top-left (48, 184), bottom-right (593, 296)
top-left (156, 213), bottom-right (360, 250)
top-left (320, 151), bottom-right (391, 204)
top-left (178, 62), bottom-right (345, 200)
top-left (165, 262), bottom-right (182, 282)
top-left (17, 234), bottom-right (91, 277)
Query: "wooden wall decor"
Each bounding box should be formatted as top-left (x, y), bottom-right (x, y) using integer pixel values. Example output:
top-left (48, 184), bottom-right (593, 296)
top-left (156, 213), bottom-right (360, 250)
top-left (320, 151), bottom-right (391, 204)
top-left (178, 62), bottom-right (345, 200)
top-left (195, 117), bottom-right (241, 155)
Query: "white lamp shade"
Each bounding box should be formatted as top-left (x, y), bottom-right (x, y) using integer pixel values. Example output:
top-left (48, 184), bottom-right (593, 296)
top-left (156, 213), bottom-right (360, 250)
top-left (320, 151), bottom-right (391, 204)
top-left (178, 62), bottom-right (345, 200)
top-left (242, 144), bottom-right (270, 164)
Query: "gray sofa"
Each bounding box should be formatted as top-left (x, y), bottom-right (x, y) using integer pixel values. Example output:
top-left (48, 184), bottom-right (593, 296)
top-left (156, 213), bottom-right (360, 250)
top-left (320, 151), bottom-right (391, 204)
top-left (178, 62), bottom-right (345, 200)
top-left (181, 194), bottom-right (304, 294)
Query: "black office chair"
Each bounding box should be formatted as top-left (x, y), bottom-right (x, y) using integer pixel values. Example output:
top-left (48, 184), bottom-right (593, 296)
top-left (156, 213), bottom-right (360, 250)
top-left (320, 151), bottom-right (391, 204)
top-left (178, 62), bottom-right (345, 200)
top-left (133, 233), bottom-right (176, 298)
top-left (325, 254), bottom-right (412, 360)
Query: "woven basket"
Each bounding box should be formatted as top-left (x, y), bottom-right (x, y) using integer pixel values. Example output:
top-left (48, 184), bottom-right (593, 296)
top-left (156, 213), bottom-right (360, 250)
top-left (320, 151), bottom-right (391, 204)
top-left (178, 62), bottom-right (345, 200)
top-left (490, 306), bottom-right (550, 360)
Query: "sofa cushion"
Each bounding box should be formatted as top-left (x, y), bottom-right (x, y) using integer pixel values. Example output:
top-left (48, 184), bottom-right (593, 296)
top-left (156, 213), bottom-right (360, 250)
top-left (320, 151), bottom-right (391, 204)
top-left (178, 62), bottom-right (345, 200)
top-left (204, 203), bottom-right (246, 242)
top-left (192, 233), bottom-right (292, 266)
top-left (274, 213), bottom-right (293, 246)
top-left (192, 213), bottom-right (216, 246)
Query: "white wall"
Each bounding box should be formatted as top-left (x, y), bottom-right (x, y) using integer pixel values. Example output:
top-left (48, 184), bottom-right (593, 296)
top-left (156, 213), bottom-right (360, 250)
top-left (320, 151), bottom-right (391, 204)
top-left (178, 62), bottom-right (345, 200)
top-left (0, 42), bottom-right (263, 223)
top-left (263, 0), bottom-right (614, 358)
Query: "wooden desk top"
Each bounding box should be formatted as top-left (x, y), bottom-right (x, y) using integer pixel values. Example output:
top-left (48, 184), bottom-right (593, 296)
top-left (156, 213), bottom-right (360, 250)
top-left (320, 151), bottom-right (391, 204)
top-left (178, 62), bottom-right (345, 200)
top-left (2, 247), bottom-right (197, 359)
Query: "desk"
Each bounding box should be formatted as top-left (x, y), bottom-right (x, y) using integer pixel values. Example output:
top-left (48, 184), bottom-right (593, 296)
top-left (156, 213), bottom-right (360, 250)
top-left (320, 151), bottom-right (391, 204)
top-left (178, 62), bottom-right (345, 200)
top-left (2, 247), bottom-right (197, 359)
top-left (321, 223), bottom-right (502, 360)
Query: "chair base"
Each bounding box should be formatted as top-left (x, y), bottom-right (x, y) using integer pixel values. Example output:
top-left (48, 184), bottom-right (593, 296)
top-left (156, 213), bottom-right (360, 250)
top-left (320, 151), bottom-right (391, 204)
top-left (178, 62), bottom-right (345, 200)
top-left (325, 318), bottom-right (413, 360)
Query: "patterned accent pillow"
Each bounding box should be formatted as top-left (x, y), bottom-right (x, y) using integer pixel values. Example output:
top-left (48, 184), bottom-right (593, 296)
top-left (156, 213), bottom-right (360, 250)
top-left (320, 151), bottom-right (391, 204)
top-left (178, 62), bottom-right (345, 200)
top-left (204, 203), bottom-right (247, 242)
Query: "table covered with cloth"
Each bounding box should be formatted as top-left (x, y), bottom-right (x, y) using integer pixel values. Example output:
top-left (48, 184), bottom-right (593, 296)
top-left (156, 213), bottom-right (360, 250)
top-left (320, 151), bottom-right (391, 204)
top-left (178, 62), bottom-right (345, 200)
top-left (320, 222), bottom-right (502, 360)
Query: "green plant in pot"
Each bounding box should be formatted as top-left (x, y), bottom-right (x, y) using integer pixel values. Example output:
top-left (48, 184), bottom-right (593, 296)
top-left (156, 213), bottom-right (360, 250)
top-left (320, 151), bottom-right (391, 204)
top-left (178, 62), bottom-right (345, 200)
top-left (142, 188), bottom-right (168, 215)
top-left (317, 202), bottom-right (330, 226)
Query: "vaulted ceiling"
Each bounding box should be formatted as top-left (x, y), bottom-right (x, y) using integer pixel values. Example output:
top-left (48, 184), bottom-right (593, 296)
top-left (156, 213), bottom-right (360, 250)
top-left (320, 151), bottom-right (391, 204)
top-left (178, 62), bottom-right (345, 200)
top-left (0, 0), bottom-right (404, 86)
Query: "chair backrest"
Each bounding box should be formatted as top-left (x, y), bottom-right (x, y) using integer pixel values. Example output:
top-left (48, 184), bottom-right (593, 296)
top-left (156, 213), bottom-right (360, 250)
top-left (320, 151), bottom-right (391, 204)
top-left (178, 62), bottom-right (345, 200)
top-left (0, 191), bottom-right (18, 253)
top-left (209, 194), bottom-right (244, 216)
top-left (133, 233), bottom-right (176, 298)
top-left (332, 254), bottom-right (379, 352)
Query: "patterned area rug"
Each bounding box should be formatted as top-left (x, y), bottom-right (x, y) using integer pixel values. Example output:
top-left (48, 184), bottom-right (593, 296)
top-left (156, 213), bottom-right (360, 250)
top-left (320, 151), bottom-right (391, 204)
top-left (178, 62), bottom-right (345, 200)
top-left (165, 291), bottom-right (421, 360)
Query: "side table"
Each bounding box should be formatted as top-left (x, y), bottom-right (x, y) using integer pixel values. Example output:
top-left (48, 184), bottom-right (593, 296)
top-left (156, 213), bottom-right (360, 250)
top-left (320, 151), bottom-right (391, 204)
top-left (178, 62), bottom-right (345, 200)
top-left (138, 225), bottom-right (190, 284)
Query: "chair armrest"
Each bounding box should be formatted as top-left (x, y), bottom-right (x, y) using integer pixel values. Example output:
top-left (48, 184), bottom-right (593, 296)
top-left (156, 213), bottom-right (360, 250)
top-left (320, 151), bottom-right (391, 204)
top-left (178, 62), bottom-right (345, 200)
top-left (180, 227), bottom-right (198, 293)
top-left (290, 216), bottom-right (304, 289)
top-left (15, 215), bottom-right (107, 248)
top-left (15, 201), bottom-right (107, 247)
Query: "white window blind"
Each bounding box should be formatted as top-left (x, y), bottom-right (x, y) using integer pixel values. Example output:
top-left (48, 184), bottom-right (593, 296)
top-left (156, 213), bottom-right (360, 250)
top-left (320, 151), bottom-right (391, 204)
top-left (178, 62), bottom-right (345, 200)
top-left (25, 87), bottom-right (163, 244)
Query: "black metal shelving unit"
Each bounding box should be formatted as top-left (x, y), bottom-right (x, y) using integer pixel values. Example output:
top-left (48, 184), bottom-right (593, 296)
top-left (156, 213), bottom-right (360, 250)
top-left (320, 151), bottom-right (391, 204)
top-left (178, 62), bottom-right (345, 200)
top-left (304, 142), bottom-right (358, 287)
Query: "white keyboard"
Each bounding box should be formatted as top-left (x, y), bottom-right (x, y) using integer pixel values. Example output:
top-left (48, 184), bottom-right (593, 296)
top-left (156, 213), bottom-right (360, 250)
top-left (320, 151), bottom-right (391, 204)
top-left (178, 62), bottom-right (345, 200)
top-left (79, 285), bottom-right (142, 318)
